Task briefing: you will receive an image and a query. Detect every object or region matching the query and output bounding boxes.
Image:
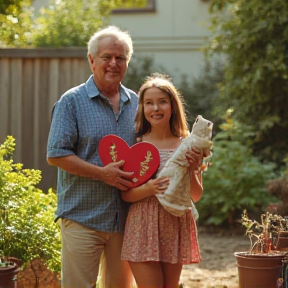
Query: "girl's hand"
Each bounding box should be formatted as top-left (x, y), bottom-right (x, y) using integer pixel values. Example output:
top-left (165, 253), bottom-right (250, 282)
top-left (186, 147), bottom-right (203, 171)
top-left (146, 177), bottom-right (170, 195)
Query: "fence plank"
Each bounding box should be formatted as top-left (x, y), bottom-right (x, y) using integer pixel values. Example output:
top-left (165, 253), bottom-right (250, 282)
top-left (0, 59), bottom-right (9, 142)
top-left (40, 59), bottom-right (56, 191)
top-left (22, 59), bottom-right (35, 168)
top-left (10, 59), bottom-right (23, 163)
top-left (33, 59), bottom-right (41, 169)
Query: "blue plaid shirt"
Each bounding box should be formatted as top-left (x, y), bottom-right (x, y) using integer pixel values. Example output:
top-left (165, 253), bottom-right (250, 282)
top-left (47, 75), bottom-right (138, 232)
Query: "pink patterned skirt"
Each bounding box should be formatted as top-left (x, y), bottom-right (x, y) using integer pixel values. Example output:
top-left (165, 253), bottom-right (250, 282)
top-left (121, 195), bottom-right (201, 264)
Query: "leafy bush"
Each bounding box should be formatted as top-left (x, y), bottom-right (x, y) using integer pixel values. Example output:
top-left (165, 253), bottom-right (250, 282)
top-left (122, 55), bottom-right (166, 93)
top-left (0, 136), bottom-right (61, 272)
top-left (197, 117), bottom-right (278, 226)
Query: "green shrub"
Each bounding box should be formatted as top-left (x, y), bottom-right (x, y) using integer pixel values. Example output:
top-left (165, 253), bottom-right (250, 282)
top-left (0, 136), bottom-right (61, 272)
top-left (197, 117), bottom-right (278, 226)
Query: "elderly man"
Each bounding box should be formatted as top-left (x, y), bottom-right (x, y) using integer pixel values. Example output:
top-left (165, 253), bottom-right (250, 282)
top-left (47, 26), bottom-right (137, 288)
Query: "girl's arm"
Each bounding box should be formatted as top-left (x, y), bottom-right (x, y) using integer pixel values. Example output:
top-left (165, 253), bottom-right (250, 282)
top-left (121, 177), bottom-right (170, 203)
top-left (186, 147), bottom-right (204, 202)
top-left (190, 171), bottom-right (203, 203)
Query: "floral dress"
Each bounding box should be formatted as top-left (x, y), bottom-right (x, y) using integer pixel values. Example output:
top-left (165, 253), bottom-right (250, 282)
top-left (121, 149), bottom-right (201, 264)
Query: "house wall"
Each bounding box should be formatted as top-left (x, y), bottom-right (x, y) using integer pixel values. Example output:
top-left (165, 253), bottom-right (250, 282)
top-left (109, 0), bottom-right (211, 83)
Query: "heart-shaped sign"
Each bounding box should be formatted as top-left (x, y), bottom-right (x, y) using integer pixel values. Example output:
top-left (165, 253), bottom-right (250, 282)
top-left (98, 135), bottom-right (160, 187)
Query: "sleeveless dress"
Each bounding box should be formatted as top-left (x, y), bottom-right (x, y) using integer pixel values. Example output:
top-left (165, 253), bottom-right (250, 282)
top-left (121, 149), bottom-right (201, 264)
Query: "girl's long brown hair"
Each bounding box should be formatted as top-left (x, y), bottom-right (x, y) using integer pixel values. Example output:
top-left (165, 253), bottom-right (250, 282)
top-left (135, 73), bottom-right (189, 138)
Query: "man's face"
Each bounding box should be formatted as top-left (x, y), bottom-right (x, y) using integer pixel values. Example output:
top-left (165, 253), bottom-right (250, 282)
top-left (89, 36), bottom-right (129, 87)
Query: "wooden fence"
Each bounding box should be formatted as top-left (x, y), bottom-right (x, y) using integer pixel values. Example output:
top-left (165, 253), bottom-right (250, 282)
top-left (0, 48), bottom-right (91, 191)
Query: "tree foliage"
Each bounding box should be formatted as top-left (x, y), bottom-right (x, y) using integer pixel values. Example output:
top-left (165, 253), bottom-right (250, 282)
top-left (0, 0), bottom-right (22, 14)
top-left (207, 0), bottom-right (288, 165)
top-left (0, 0), bottom-right (33, 47)
top-left (32, 0), bottom-right (115, 47)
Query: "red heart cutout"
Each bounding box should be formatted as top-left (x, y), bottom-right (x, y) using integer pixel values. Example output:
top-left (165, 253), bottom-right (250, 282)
top-left (98, 135), bottom-right (160, 187)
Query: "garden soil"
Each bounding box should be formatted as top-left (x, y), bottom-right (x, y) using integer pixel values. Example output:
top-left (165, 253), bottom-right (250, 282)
top-left (17, 227), bottom-right (250, 288)
top-left (180, 226), bottom-right (250, 288)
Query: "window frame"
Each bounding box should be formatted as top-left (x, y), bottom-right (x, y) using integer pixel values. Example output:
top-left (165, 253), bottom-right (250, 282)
top-left (111, 0), bottom-right (156, 14)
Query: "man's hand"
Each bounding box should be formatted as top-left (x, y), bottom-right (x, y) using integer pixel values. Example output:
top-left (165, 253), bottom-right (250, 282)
top-left (98, 160), bottom-right (134, 190)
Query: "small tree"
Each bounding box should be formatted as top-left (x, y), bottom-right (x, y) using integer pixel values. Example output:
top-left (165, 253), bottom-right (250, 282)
top-left (0, 136), bottom-right (61, 272)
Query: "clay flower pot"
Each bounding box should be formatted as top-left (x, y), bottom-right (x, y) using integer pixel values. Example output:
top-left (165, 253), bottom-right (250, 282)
top-left (0, 257), bottom-right (22, 288)
top-left (234, 251), bottom-right (285, 288)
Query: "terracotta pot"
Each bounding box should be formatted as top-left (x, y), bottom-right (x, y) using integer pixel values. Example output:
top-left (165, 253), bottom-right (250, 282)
top-left (234, 252), bottom-right (284, 288)
top-left (0, 258), bottom-right (21, 288)
top-left (276, 231), bottom-right (288, 251)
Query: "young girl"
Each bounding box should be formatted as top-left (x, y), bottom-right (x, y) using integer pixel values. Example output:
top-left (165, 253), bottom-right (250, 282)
top-left (121, 73), bottom-right (204, 288)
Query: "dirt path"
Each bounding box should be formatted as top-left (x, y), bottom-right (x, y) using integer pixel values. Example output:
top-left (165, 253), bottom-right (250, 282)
top-left (17, 228), bottom-right (250, 288)
top-left (180, 228), bottom-right (250, 288)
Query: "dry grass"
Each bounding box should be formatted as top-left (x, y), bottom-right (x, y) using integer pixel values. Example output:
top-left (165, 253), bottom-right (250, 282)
top-left (180, 228), bottom-right (250, 288)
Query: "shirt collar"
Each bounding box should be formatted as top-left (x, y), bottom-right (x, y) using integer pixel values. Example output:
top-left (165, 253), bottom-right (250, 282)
top-left (85, 75), bottom-right (131, 104)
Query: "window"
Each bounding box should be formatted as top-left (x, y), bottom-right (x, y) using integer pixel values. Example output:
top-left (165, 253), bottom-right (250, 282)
top-left (112, 0), bottom-right (155, 13)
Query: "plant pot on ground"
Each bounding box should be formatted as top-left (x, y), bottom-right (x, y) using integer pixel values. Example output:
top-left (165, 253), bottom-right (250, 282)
top-left (0, 136), bottom-right (61, 287)
top-left (267, 176), bottom-right (288, 216)
top-left (234, 251), bottom-right (284, 288)
top-left (0, 257), bottom-right (22, 288)
top-left (234, 210), bottom-right (288, 288)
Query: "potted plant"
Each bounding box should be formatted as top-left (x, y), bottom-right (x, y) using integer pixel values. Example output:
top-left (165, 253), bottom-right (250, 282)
top-left (234, 210), bottom-right (288, 288)
top-left (0, 136), bottom-right (61, 287)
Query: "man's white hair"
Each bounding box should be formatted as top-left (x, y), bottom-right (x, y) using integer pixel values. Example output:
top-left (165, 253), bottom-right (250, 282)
top-left (87, 26), bottom-right (133, 62)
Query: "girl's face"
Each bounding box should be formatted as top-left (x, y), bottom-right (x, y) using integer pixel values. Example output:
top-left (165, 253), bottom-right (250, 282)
top-left (143, 87), bottom-right (172, 128)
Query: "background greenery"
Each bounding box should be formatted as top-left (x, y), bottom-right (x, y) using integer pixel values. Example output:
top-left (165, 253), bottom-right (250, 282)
top-left (207, 0), bottom-right (288, 166)
top-left (199, 0), bottom-right (288, 225)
